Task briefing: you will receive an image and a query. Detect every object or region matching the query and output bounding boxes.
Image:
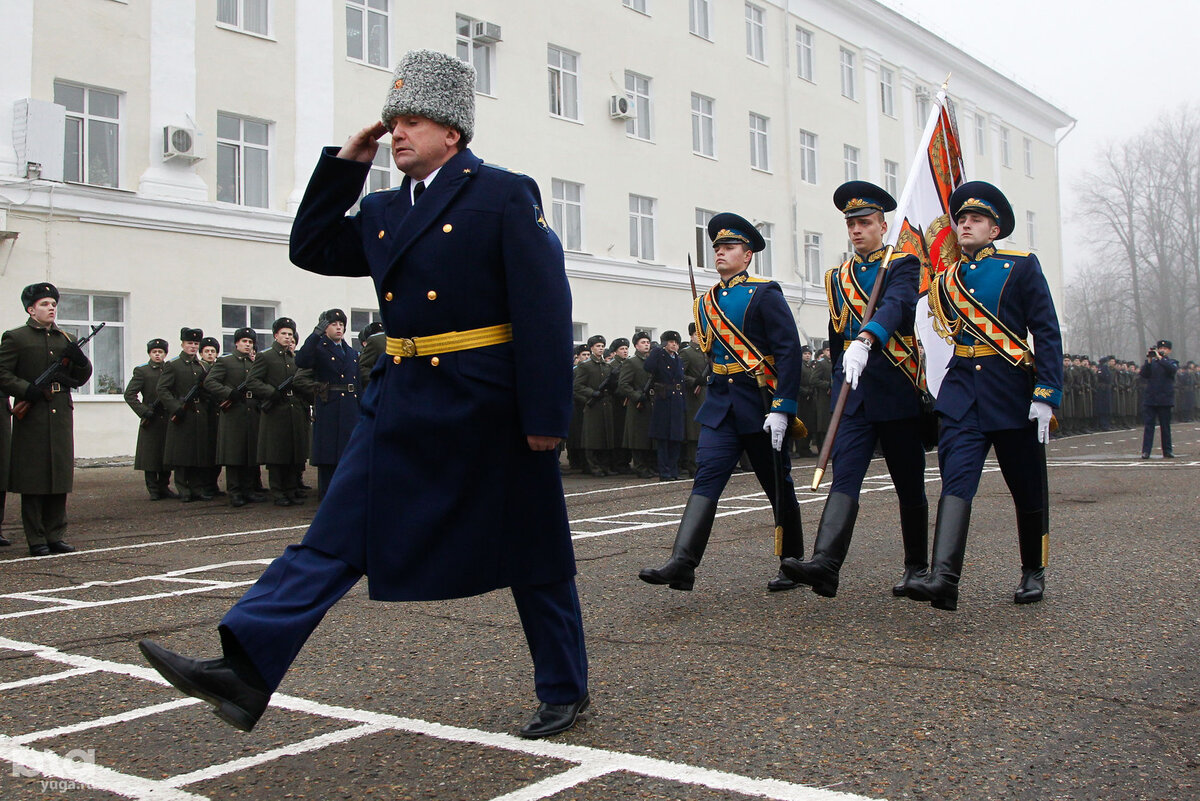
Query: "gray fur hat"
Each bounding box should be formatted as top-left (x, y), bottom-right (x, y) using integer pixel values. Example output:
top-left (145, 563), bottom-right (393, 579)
top-left (381, 49), bottom-right (476, 145)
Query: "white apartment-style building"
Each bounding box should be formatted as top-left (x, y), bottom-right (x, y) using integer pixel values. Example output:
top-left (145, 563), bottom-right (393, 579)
top-left (0, 0), bottom-right (1073, 457)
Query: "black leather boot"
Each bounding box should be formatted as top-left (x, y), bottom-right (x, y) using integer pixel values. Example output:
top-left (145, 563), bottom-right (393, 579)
top-left (779, 492), bottom-right (858, 597)
top-left (891, 502), bottom-right (929, 597)
top-left (767, 499), bottom-right (805, 592)
top-left (638, 494), bottom-right (717, 591)
top-left (1014, 508), bottom-right (1046, 604)
top-left (139, 639), bottom-right (270, 732)
top-left (907, 495), bottom-right (971, 611)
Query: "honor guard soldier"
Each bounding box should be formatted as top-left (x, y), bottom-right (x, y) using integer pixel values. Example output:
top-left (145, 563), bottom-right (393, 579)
top-left (781, 181), bottom-right (928, 599)
top-left (249, 317), bottom-right (313, 506)
top-left (639, 213), bottom-right (804, 592)
top-left (680, 323), bottom-right (708, 476)
top-left (140, 50), bottom-right (589, 739)
top-left (296, 308), bottom-right (360, 500)
top-left (205, 327), bottom-right (263, 506)
top-left (357, 321), bottom-right (386, 389)
top-left (617, 332), bottom-right (656, 478)
top-left (911, 181), bottom-right (1064, 611)
top-left (124, 338), bottom-right (175, 499)
top-left (157, 328), bottom-right (215, 502)
top-left (644, 331), bottom-right (687, 481)
top-left (0, 283), bottom-right (93, 555)
top-left (1141, 339), bottom-right (1178, 458)
top-left (573, 334), bottom-right (617, 476)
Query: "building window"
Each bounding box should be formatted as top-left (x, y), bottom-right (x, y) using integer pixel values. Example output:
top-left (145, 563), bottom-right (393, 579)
top-left (843, 145), bottom-right (860, 181)
top-left (218, 0), bottom-right (268, 35)
top-left (1026, 211), bottom-right (1038, 249)
top-left (915, 85), bottom-right (931, 125)
top-left (691, 93), bottom-right (716, 157)
top-left (839, 48), bottom-right (856, 100)
top-left (623, 0), bottom-right (648, 13)
top-left (547, 46), bottom-right (580, 120)
top-left (796, 27), bottom-right (814, 81)
top-left (346, 0), bottom-right (388, 68)
top-left (54, 81), bottom-right (120, 188)
top-left (57, 293), bottom-right (125, 396)
top-left (572, 323), bottom-right (587, 347)
top-left (216, 113), bottom-right (270, 208)
top-left (695, 208), bottom-right (715, 270)
top-left (879, 67), bottom-right (895, 117)
top-left (975, 113), bottom-right (987, 155)
top-left (1000, 126), bottom-right (1012, 167)
top-left (222, 302), bottom-right (276, 353)
top-left (689, 0), bottom-right (711, 39)
top-left (883, 159), bottom-right (899, 197)
top-left (804, 232), bottom-right (823, 284)
top-left (629, 194), bottom-right (656, 260)
top-left (754, 222), bottom-right (773, 277)
top-left (350, 309), bottom-right (382, 340)
top-left (551, 179), bottom-right (584, 252)
top-left (1024, 137), bottom-right (1034, 177)
top-left (352, 147), bottom-right (393, 213)
top-left (745, 3), bottom-right (766, 62)
top-left (456, 14), bottom-right (494, 95)
top-left (799, 130), bottom-right (818, 184)
top-left (749, 113), bottom-right (770, 171)
top-left (625, 72), bottom-right (652, 140)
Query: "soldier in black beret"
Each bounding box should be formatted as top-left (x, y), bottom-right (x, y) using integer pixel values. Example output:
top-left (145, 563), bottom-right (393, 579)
top-left (123, 338), bottom-right (176, 499)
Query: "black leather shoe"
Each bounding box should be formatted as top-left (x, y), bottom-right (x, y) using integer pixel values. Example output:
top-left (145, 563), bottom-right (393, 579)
top-left (229, 494), bottom-right (246, 508)
top-left (196, 492), bottom-right (215, 502)
top-left (1014, 567), bottom-right (1045, 604)
top-left (29, 544), bottom-right (50, 557)
top-left (766, 569), bottom-right (800, 592)
top-left (517, 693), bottom-right (590, 739)
top-left (273, 497), bottom-right (293, 507)
top-left (163, 488), bottom-right (180, 499)
top-left (0, 535), bottom-right (11, 547)
top-left (138, 640), bottom-right (269, 732)
top-left (47, 541), bottom-right (75, 554)
top-left (148, 490), bottom-right (163, 501)
top-left (247, 492), bottom-right (268, 503)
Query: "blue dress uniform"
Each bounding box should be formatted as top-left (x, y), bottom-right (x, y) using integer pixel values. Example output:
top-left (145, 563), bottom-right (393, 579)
top-left (639, 213), bottom-right (804, 592)
top-left (909, 181), bottom-right (1064, 611)
top-left (295, 312), bottom-right (361, 500)
top-left (1140, 340), bottom-right (1178, 458)
top-left (781, 181), bottom-right (928, 599)
top-left (643, 333), bottom-right (686, 480)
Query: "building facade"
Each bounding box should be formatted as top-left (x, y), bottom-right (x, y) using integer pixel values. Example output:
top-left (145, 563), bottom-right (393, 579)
top-left (0, 0), bottom-right (1073, 457)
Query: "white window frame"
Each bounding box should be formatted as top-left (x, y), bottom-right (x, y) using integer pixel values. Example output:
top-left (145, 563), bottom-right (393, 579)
top-left (1026, 211), bottom-right (1038, 249)
top-left (695, 208), bottom-right (716, 270)
top-left (691, 93), bottom-right (716, 158)
top-left (623, 0), bottom-right (649, 13)
top-left (625, 71), bottom-right (652, 140)
top-left (350, 309), bottom-right (382, 340)
top-left (54, 81), bottom-right (121, 188)
top-left (879, 67), bottom-right (895, 117)
top-left (57, 292), bottom-right (126, 397)
top-left (839, 47), bottom-right (856, 100)
top-left (796, 27), bottom-right (814, 81)
top-left (1024, 137), bottom-right (1034, 177)
top-left (629, 194), bottom-right (656, 260)
top-left (1000, 126), bottom-right (1012, 167)
top-left (217, 0), bottom-right (270, 36)
top-left (345, 0), bottom-right (389, 69)
top-left (547, 46), bottom-right (581, 121)
top-left (749, 113), bottom-right (770, 172)
top-left (754, 222), bottom-right (774, 277)
top-left (551, 178), bottom-right (585, 252)
top-left (456, 14), bottom-right (496, 95)
top-left (353, 146), bottom-right (394, 212)
top-left (745, 3), bottom-right (767, 63)
top-left (843, 145), bottom-right (860, 181)
top-left (216, 112), bottom-right (271, 208)
top-left (915, 85), bottom-right (931, 126)
top-left (799, 130), bottom-right (818, 184)
top-left (803, 232), bottom-right (823, 284)
top-left (883, 159), bottom-right (899, 198)
top-left (222, 300), bottom-right (278, 353)
top-left (975, 113), bottom-right (987, 155)
top-left (689, 0), bottom-right (712, 39)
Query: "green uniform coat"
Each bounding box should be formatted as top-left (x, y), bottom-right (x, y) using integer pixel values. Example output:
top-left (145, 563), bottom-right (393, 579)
top-left (572, 356), bottom-right (614, 449)
top-left (248, 343), bottom-right (312, 465)
top-left (158, 354), bottom-right (215, 468)
top-left (680, 343), bottom-right (707, 441)
top-left (205, 352), bottom-right (260, 466)
top-left (617, 352), bottom-right (652, 451)
top-left (124, 362), bottom-right (169, 471)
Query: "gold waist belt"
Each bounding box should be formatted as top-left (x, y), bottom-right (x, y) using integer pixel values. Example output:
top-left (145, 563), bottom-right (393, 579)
top-left (386, 323), bottom-right (513, 361)
top-left (711, 355), bottom-right (774, 375)
top-left (954, 341), bottom-right (1000, 358)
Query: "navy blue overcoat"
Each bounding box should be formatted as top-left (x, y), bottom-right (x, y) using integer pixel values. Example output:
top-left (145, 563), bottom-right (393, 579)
top-left (288, 147), bottom-right (576, 601)
top-left (295, 331), bottom-right (360, 465)
top-left (644, 347), bottom-right (685, 442)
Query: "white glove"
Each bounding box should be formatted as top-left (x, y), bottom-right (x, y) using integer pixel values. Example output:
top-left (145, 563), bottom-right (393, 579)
top-left (843, 338), bottom-right (870, 390)
top-left (1028, 401), bottom-right (1053, 444)
top-left (763, 411), bottom-right (789, 452)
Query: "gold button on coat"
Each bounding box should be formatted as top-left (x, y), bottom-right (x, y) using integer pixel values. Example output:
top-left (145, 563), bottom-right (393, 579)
top-left (393, 355), bottom-right (402, 364)
top-left (427, 290), bottom-right (437, 300)
top-left (430, 356), bottom-right (440, 366)
top-left (378, 230), bottom-right (385, 239)
top-left (385, 292), bottom-right (394, 301)
top-left (975, 364), bottom-right (982, 371)
top-left (442, 224), bottom-right (453, 233)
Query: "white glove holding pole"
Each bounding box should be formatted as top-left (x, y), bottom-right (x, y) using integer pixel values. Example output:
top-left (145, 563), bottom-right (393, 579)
top-left (843, 338), bottom-right (871, 390)
top-left (1028, 401), bottom-right (1053, 444)
top-left (763, 411), bottom-right (789, 452)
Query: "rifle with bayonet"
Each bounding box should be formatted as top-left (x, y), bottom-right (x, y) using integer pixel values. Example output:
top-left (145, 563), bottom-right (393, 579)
top-left (259, 373), bottom-right (296, 414)
top-left (12, 322), bottom-right (106, 420)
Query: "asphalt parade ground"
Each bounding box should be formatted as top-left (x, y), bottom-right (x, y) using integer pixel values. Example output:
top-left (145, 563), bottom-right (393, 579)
top-left (0, 424), bottom-right (1196, 800)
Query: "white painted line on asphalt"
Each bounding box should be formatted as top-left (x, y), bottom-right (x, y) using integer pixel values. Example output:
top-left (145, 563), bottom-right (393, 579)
top-left (0, 667), bottom-right (98, 691)
top-left (12, 698), bottom-right (202, 744)
top-left (483, 763), bottom-right (618, 801)
top-left (0, 525), bottom-right (307, 565)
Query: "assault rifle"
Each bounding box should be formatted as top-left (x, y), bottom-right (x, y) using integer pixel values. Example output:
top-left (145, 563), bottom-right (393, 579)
top-left (140, 399), bottom-right (164, 428)
top-left (219, 380), bottom-right (250, 411)
top-left (12, 323), bottom-right (106, 420)
top-left (259, 373), bottom-right (296, 414)
top-left (586, 368), bottom-right (619, 408)
top-left (170, 378), bottom-right (204, 424)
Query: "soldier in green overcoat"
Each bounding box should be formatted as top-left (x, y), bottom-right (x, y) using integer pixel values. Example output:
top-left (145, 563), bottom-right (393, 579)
top-left (572, 334), bottom-right (615, 476)
top-left (158, 328), bottom-right (215, 502)
top-left (0, 393), bottom-right (9, 546)
top-left (248, 318), bottom-right (313, 506)
top-left (357, 321), bottom-right (385, 389)
top-left (0, 283), bottom-right (93, 555)
top-left (198, 337), bottom-right (224, 497)
top-left (608, 339), bottom-right (631, 473)
top-left (616, 332), bottom-right (655, 478)
top-left (680, 324), bottom-right (708, 476)
top-left (205, 327), bottom-right (262, 507)
top-left (123, 338), bottom-right (174, 499)
top-left (811, 347), bottom-right (833, 449)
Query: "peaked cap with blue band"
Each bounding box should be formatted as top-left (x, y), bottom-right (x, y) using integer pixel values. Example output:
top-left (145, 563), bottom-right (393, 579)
top-left (950, 180), bottom-right (1015, 239)
top-left (707, 212), bottom-right (765, 253)
top-left (833, 180), bottom-right (896, 219)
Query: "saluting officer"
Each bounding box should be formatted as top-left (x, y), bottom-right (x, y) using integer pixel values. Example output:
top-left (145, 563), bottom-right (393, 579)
top-left (912, 181), bottom-right (1063, 611)
top-left (250, 317), bottom-right (313, 506)
top-left (205, 327), bottom-right (263, 506)
top-left (573, 334), bottom-right (616, 476)
top-left (0, 283), bottom-right (93, 555)
top-left (639, 213), bottom-right (804, 592)
top-left (158, 328), bottom-right (215, 502)
top-left (296, 309), bottom-right (361, 500)
top-left (617, 332), bottom-right (656, 478)
top-left (781, 181), bottom-right (928, 599)
top-left (357, 321), bottom-right (386, 389)
top-left (644, 330), bottom-right (686, 481)
top-left (123, 338), bottom-right (175, 500)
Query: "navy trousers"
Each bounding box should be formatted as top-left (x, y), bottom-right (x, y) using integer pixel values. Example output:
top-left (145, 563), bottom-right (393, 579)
top-left (1141, 405), bottom-right (1173, 456)
top-left (829, 410), bottom-right (926, 504)
top-left (691, 413), bottom-right (799, 514)
top-left (219, 544), bottom-right (588, 705)
top-left (937, 406), bottom-right (1043, 511)
top-left (655, 440), bottom-right (682, 479)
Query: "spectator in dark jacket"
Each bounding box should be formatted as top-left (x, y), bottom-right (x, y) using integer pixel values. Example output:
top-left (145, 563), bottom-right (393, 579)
top-left (1140, 339), bottom-right (1179, 459)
